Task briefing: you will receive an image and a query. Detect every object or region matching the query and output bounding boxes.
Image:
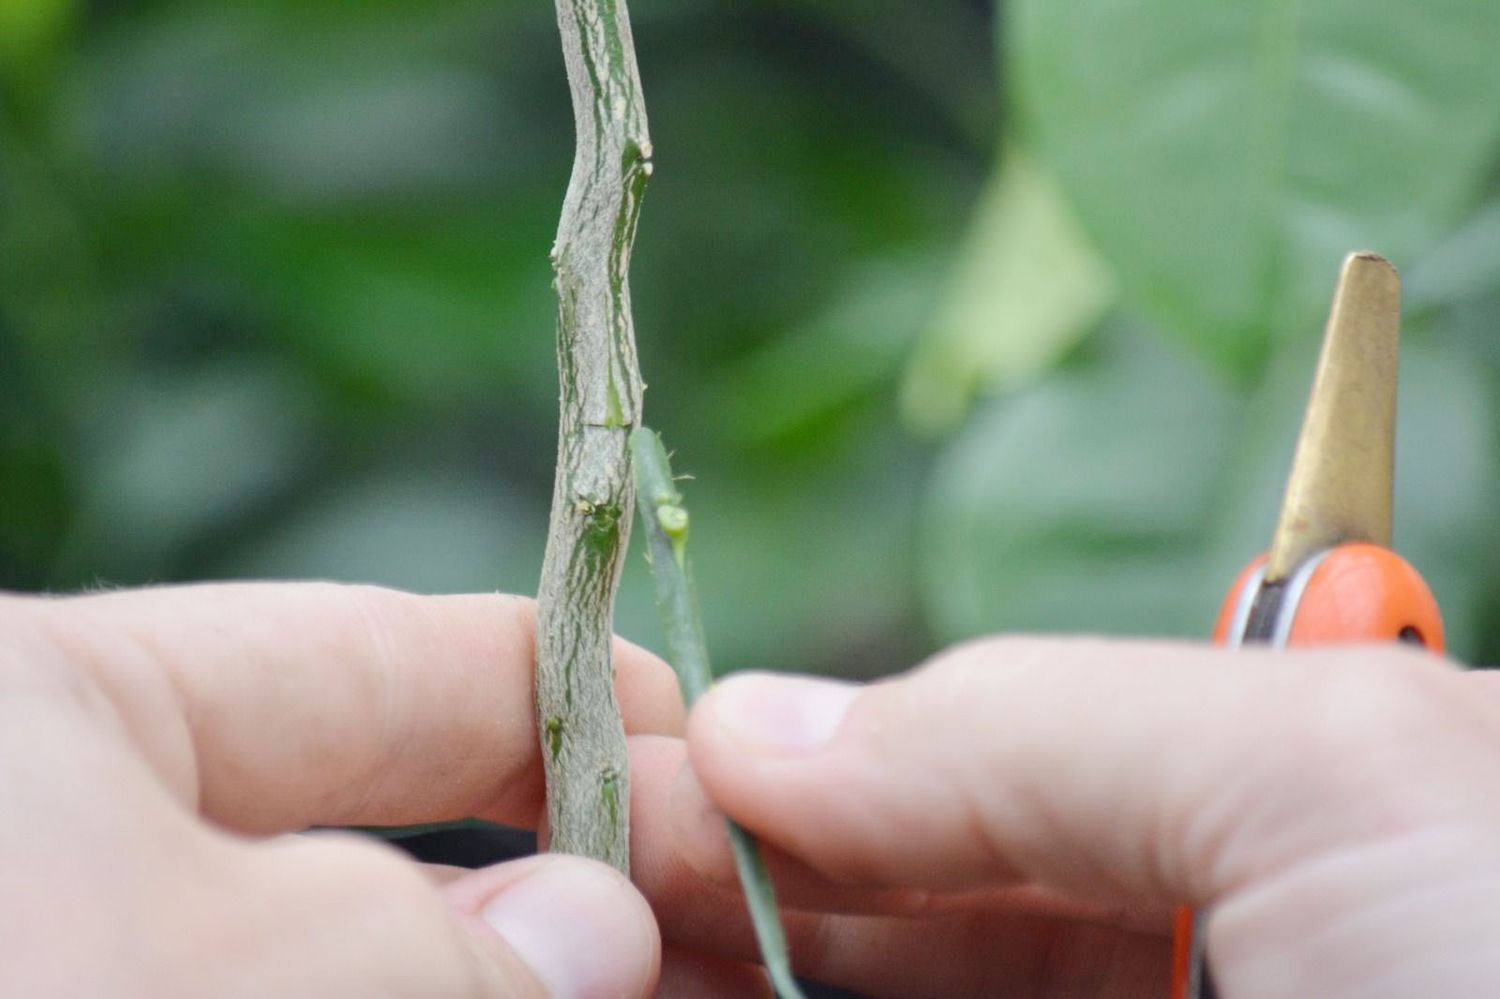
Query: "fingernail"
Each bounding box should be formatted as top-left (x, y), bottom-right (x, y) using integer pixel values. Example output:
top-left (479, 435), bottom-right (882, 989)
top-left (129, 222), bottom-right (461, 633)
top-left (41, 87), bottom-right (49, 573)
top-left (481, 860), bottom-right (654, 997)
top-left (712, 673), bottom-right (861, 756)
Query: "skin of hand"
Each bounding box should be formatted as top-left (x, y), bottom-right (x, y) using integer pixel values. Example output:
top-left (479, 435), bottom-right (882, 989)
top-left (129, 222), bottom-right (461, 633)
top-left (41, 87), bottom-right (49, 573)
top-left (10, 584), bottom-right (1499, 999)
top-left (0, 582), bottom-right (710, 999)
top-left (621, 637), bottom-right (1500, 999)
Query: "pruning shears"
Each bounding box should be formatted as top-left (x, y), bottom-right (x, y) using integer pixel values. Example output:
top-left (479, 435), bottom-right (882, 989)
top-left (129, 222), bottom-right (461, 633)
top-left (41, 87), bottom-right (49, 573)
top-left (1169, 252), bottom-right (1446, 999)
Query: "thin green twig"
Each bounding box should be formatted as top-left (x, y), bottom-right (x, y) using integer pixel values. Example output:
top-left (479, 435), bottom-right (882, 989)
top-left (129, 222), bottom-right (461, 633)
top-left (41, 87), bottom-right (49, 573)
top-left (629, 426), bottom-right (806, 999)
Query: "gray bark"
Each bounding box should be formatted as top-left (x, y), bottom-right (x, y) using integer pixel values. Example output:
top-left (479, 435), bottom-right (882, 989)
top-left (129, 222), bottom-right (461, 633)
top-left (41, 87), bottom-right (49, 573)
top-left (535, 0), bottom-right (653, 873)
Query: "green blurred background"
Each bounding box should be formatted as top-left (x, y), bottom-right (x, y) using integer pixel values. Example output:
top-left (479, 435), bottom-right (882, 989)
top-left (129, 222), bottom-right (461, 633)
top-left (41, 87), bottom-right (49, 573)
top-left (4, 0), bottom-right (1500, 674)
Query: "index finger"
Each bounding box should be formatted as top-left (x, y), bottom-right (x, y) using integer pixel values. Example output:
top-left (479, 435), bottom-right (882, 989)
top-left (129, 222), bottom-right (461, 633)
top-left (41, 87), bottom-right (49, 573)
top-left (10, 582), bottom-right (683, 832)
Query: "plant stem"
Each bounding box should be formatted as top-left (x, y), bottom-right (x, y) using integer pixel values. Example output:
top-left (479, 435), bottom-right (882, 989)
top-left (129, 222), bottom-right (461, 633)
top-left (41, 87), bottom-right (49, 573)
top-left (535, 0), bottom-right (654, 873)
top-left (630, 427), bottom-right (807, 999)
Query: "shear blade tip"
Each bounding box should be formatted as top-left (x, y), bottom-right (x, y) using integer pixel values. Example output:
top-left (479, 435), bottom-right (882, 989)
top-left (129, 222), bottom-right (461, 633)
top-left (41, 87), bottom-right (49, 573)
top-left (1342, 250), bottom-right (1398, 280)
top-left (1264, 250), bottom-right (1400, 579)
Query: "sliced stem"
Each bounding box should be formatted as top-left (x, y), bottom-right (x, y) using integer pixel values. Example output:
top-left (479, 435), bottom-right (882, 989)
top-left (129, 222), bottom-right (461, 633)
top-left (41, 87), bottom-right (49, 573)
top-left (630, 427), bottom-right (806, 999)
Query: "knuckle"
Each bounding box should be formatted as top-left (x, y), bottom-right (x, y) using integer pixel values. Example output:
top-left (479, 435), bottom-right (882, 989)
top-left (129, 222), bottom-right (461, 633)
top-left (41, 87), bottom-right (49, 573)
top-left (1277, 647), bottom-right (1482, 828)
top-left (0, 595), bottom-right (117, 712)
top-left (1316, 646), bottom-right (1459, 749)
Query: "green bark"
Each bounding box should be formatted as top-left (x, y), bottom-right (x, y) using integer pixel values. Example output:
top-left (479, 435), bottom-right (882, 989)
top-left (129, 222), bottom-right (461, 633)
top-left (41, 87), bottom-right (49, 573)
top-left (631, 427), bottom-right (806, 999)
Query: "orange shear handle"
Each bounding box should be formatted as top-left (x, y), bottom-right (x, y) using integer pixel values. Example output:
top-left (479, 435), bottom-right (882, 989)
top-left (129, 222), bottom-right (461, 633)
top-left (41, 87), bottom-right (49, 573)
top-left (1169, 543), bottom-right (1444, 998)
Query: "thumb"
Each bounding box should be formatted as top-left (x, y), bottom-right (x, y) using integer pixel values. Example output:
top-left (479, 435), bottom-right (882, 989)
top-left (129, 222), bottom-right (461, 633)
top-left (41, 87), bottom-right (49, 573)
top-left (681, 637), bottom-right (1492, 905)
top-left (443, 853), bottom-right (662, 997)
top-left (242, 836), bottom-right (658, 998)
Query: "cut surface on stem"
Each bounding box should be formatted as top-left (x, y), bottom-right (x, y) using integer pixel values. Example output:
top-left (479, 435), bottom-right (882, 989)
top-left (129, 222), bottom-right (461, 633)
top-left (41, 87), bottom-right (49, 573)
top-left (630, 427), bottom-right (807, 999)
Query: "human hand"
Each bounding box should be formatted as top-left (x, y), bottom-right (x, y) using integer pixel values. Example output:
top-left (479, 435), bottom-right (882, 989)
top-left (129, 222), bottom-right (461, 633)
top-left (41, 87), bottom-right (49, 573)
top-left (626, 638), bottom-right (1500, 998)
top-left (0, 583), bottom-right (695, 999)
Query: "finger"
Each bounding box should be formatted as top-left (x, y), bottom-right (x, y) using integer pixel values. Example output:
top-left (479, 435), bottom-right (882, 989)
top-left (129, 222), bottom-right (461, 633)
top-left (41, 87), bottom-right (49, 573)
top-left (1465, 667), bottom-right (1500, 700)
top-left (784, 912), bottom-right (1169, 999)
top-left (632, 734), bottom-right (1165, 927)
top-left (627, 735), bottom-right (1169, 997)
top-left (12, 584), bottom-right (683, 832)
top-left (655, 947), bottom-right (772, 999)
top-left (239, 836), bottom-right (659, 998)
top-left (646, 885), bottom-right (1166, 999)
top-left (418, 862), bottom-right (471, 886)
top-left (628, 735), bottom-right (932, 917)
top-left (684, 638), bottom-right (1500, 907)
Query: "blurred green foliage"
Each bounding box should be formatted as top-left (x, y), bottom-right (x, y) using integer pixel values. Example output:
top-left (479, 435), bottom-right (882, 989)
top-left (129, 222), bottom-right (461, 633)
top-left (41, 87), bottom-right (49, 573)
top-left (3, 0), bottom-right (1499, 674)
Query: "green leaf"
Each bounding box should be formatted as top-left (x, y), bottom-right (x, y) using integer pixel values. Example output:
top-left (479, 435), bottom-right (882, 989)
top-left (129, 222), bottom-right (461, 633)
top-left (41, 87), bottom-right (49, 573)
top-left (0, 0), bottom-right (76, 88)
top-left (1387, 333), bottom-right (1497, 660)
top-left (225, 212), bottom-right (555, 408)
top-left (49, 362), bottom-right (317, 586)
top-left (1201, 319), bottom-right (1499, 663)
top-left (900, 149), bottom-right (1114, 434)
top-left (220, 470), bottom-right (548, 597)
top-left (922, 321), bottom-right (1241, 640)
top-left (1009, 0), bottom-right (1500, 372)
top-left (924, 312), bottom-right (1498, 663)
top-left (1404, 199), bottom-right (1500, 312)
top-left (703, 257), bottom-right (942, 449)
top-left (614, 447), bottom-right (925, 678)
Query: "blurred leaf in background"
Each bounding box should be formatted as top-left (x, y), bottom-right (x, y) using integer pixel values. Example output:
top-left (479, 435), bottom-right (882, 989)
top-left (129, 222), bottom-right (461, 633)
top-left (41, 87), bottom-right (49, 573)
top-left (0, 0), bottom-right (989, 678)
top-left (923, 320), bottom-right (1244, 640)
top-left (2, 0), bottom-right (1499, 678)
top-left (922, 0), bottom-right (1500, 663)
top-left (900, 149), bottom-right (1114, 436)
top-left (1009, 0), bottom-right (1500, 375)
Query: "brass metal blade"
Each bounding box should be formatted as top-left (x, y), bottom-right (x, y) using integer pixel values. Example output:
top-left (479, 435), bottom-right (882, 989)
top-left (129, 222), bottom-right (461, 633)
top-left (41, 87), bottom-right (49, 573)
top-left (1264, 252), bottom-right (1399, 582)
